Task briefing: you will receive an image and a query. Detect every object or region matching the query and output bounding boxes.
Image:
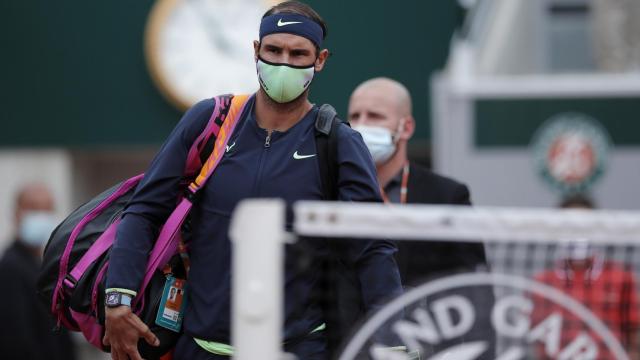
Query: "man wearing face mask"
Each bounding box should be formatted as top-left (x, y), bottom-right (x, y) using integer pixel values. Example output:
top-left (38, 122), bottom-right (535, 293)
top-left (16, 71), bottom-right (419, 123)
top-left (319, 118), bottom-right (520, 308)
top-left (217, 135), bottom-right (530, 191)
top-left (104, 2), bottom-right (402, 360)
top-left (349, 77), bottom-right (487, 283)
top-left (349, 78), bottom-right (496, 358)
top-left (0, 184), bottom-right (76, 360)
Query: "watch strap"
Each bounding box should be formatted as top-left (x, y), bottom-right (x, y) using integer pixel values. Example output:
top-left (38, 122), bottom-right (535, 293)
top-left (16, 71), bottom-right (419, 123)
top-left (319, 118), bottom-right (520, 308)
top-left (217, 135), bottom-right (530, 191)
top-left (105, 288), bottom-right (137, 297)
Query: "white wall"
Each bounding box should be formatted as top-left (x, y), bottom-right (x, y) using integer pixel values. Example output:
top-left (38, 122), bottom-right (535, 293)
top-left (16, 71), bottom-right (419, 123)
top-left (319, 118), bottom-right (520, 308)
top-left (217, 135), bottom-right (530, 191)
top-left (70, 148), bottom-right (156, 205)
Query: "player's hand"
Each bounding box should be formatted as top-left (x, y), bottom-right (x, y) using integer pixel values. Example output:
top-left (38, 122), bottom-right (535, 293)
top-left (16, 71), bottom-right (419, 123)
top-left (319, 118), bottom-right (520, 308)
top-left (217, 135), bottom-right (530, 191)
top-left (103, 305), bottom-right (160, 360)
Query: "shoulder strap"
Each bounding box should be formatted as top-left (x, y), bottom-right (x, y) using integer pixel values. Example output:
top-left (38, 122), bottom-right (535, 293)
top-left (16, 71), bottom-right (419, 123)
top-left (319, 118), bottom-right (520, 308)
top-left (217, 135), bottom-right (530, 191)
top-left (184, 94), bottom-right (235, 177)
top-left (314, 105), bottom-right (362, 356)
top-left (315, 104), bottom-right (336, 136)
top-left (189, 94), bottom-right (250, 193)
top-left (315, 104), bottom-right (348, 200)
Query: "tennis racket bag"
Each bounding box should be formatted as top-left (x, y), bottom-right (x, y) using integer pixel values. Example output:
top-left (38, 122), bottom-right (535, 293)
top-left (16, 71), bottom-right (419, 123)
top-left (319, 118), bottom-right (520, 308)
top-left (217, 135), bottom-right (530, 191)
top-left (36, 94), bottom-right (249, 359)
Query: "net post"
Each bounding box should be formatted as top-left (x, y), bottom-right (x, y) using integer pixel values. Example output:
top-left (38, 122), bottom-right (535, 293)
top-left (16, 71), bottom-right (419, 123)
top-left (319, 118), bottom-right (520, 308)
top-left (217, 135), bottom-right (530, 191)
top-left (230, 199), bottom-right (286, 360)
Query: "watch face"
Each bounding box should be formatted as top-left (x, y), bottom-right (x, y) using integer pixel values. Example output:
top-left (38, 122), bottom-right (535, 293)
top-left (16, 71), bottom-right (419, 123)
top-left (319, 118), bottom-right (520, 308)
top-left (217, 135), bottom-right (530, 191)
top-left (146, 0), bottom-right (271, 110)
top-left (106, 292), bottom-right (121, 307)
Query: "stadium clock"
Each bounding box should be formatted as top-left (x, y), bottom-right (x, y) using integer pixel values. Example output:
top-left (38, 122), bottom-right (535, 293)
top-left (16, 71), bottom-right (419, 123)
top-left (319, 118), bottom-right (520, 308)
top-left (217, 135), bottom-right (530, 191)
top-left (144, 0), bottom-right (277, 110)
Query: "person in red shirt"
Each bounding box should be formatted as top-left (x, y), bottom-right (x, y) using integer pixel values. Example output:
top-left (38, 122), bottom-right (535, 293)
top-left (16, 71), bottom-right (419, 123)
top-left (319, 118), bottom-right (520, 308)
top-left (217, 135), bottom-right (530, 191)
top-left (531, 240), bottom-right (640, 359)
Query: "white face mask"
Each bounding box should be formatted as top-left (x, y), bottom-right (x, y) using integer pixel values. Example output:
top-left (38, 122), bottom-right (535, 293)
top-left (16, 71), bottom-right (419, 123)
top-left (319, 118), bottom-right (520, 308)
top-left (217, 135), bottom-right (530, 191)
top-left (353, 125), bottom-right (397, 164)
top-left (19, 211), bottom-right (57, 248)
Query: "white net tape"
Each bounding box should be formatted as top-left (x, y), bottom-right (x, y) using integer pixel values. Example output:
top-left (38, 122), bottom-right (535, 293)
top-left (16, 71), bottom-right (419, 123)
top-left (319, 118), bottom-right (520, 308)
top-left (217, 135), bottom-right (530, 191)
top-left (294, 202), bottom-right (640, 244)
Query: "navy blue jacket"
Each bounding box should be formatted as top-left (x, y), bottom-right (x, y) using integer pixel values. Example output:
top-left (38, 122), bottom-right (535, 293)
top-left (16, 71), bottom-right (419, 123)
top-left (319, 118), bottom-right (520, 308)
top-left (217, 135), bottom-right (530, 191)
top-left (107, 95), bottom-right (402, 343)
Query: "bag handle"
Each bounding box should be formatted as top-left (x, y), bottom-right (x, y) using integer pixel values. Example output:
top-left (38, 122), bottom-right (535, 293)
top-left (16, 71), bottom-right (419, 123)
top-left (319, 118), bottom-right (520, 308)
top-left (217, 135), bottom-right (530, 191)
top-left (133, 94), bottom-right (251, 309)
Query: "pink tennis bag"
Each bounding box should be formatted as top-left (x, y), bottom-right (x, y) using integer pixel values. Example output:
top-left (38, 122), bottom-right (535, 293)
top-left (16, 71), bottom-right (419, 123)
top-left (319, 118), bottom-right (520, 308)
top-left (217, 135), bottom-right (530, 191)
top-left (37, 94), bottom-right (250, 359)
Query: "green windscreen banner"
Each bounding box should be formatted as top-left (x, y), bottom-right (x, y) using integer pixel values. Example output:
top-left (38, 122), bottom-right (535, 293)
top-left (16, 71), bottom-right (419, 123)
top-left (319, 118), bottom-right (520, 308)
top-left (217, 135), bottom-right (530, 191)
top-left (1, 0), bottom-right (463, 147)
top-left (475, 97), bottom-right (640, 147)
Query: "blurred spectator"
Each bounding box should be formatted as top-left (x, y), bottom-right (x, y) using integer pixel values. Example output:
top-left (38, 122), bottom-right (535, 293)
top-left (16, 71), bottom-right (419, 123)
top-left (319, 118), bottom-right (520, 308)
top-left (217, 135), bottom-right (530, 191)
top-left (348, 77), bottom-right (487, 283)
top-left (532, 241), bottom-right (639, 359)
top-left (559, 193), bottom-right (596, 209)
top-left (531, 197), bottom-right (640, 359)
top-left (349, 77), bottom-right (494, 358)
top-left (0, 184), bottom-right (76, 360)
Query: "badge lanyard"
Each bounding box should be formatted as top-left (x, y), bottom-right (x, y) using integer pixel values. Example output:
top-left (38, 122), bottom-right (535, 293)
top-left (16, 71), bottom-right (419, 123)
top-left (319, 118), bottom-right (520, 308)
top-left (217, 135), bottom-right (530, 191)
top-left (380, 162), bottom-right (410, 204)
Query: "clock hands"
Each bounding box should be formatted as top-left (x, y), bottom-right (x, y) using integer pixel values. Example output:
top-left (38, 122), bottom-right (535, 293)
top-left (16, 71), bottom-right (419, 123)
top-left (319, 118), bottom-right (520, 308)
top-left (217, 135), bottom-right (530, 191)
top-left (188, 0), bottom-right (239, 58)
top-left (147, 0), bottom-right (264, 109)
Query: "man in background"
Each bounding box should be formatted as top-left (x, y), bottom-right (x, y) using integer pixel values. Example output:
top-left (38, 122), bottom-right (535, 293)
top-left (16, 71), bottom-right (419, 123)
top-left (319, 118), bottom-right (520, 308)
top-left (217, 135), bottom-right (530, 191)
top-left (529, 193), bottom-right (640, 359)
top-left (0, 184), bottom-right (75, 360)
top-left (559, 193), bottom-right (595, 209)
top-left (348, 77), bottom-right (487, 283)
top-left (348, 78), bottom-right (494, 359)
top-left (532, 240), bottom-right (639, 359)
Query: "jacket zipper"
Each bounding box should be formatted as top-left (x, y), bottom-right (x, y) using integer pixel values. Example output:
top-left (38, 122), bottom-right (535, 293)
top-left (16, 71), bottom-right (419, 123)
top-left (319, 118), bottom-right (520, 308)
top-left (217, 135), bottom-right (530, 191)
top-left (264, 131), bottom-right (272, 148)
top-left (253, 131), bottom-right (273, 196)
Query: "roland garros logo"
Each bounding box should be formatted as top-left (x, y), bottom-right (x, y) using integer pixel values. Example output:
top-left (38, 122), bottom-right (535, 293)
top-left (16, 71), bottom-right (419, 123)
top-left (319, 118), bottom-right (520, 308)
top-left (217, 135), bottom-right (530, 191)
top-left (532, 113), bottom-right (611, 194)
top-left (339, 273), bottom-right (628, 360)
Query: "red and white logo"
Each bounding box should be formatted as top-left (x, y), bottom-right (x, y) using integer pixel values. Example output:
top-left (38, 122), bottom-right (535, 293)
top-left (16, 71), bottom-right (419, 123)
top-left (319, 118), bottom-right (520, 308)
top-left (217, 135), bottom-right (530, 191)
top-left (532, 113), bottom-right (610, 194)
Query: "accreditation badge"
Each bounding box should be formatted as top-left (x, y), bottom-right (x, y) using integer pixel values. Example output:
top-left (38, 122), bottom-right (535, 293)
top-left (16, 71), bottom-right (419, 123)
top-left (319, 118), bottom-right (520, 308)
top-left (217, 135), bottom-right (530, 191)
top-left (155, 275), bottom-right (188, 332)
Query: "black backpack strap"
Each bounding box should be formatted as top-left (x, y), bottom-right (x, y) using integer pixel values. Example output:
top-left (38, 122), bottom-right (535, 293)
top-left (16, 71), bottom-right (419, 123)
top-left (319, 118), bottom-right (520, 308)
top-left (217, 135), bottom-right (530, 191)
top-left (315, 104), bottom-right (347, 200)
top-left (314, 105), bottom-right (362, 356)
top-left (315, 104), bottom-right (336, 136)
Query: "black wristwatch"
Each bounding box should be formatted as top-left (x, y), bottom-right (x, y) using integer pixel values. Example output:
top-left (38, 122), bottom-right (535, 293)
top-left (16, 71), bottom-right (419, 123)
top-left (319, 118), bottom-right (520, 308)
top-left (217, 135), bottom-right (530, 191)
top-left (105, 292), bottom-right (133, 308)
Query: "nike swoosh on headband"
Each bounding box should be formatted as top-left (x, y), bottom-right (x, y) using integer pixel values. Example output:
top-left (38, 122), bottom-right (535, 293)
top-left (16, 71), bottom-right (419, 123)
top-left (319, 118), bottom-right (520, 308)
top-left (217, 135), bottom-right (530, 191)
top-left (293, 151), bottom-right (316, 160)
top-left (277, 19), bottom-right (303, 27)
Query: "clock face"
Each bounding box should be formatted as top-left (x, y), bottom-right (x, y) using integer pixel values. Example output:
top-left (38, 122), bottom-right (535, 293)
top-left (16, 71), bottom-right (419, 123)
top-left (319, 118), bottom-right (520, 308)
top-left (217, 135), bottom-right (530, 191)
top-left (146, 0), bottom-right (273, 110)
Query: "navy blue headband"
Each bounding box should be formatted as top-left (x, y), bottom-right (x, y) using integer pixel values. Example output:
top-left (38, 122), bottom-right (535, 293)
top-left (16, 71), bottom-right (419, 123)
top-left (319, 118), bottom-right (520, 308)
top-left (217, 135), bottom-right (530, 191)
top-left (259, 13), bottom-right (324, 48)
